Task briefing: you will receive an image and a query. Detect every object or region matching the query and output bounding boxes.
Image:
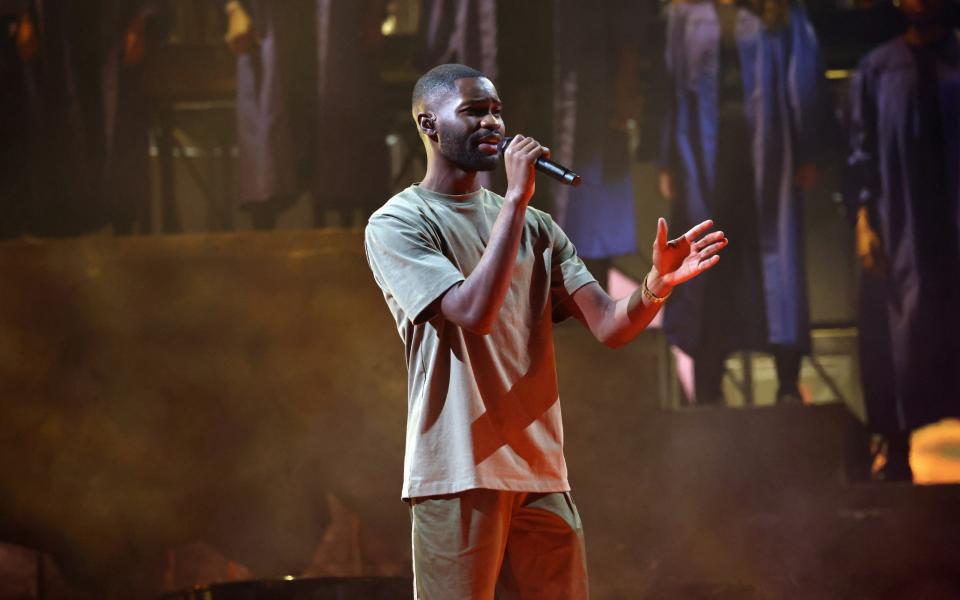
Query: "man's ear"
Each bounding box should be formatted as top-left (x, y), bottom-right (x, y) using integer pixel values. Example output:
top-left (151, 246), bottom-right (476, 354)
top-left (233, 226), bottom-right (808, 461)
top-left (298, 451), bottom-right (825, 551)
top-left (418, 112), bottom-right (437, 138)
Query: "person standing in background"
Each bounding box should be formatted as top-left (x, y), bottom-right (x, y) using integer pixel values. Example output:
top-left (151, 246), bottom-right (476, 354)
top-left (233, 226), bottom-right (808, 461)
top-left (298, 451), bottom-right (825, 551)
top-left (659, 0), bottom-right (825, 405)
top-left (101, 0), bottom-right (167, 235)
top-left (416, 0), bottom-right (499, 191)
top-left (416, 0), bottom-right (496, 78)
top-left (552, 0), bottom-right (648, 286)
top-left (846, 0), bottom-right (960, 481)
top-left (3, 1), bottom-right (104, 236)
top-left (222, 0), bottom-right (389, 230)
top-left (0, 0), bottom-right (163, 237)
top-left (0, 2), bottom-right (34, 238)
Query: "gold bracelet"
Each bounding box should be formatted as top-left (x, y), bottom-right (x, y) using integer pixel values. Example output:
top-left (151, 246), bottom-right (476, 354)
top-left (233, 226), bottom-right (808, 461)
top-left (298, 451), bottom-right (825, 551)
top-left (642, 274), bottom-right (671, 305)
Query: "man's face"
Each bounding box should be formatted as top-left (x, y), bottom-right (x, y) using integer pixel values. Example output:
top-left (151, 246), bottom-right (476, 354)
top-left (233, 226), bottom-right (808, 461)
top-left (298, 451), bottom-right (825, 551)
top-left (433, 77), bottom-right (505, 172)
top-left (900, 0), bottom-right (945, 24)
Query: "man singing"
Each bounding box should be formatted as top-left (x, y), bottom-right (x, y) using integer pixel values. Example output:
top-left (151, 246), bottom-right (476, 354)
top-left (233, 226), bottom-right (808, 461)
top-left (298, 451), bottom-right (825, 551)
top-left (364, 63), bottom-right (727, 599)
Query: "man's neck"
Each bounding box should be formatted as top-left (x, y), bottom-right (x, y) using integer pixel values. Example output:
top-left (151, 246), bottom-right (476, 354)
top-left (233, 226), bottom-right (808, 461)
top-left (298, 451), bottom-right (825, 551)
top-left (420, 163), bottom-right (481, 196)
top-left (905, 22), bottom-right (948, 47)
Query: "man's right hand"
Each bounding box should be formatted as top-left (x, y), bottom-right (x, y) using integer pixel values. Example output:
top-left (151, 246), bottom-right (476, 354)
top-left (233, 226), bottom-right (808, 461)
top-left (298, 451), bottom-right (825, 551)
top-left (856, 206), bottom-right (886, 275)
top-left (503, 135), bottom-right (548, 206)
top-left (224, 0), bottom-right (254, 55)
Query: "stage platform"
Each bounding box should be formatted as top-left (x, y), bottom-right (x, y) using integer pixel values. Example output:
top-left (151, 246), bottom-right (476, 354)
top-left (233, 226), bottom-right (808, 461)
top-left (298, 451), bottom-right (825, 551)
top-left (0, 230), bottom-right (958, 599)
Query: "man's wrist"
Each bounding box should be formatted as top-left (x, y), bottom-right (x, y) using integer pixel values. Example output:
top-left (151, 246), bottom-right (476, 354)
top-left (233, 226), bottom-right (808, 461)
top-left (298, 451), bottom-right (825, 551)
top-left (503, 191), bottom-right (530, 208)
top-left (644, 269), bottom-right (672, 302)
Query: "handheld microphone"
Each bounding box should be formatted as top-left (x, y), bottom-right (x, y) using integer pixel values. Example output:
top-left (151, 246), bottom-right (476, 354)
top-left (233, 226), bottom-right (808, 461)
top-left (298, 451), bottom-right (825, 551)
top-left (498, 136), bottom-right (582, 187)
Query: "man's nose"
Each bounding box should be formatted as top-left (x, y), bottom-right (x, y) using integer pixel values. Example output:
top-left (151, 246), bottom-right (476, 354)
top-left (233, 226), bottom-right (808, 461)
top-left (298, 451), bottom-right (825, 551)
top-left (480, 113), bottom-right (502, 130)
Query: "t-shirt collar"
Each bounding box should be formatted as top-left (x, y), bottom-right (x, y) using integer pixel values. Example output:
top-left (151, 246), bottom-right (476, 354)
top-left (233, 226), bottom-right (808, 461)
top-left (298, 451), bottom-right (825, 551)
top-left (412, 184), bottom-right (485, 206)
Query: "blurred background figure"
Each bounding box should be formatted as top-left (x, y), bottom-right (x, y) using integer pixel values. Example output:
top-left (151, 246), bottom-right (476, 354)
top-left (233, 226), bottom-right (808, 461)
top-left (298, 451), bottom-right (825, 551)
top-left (1, 0), bottom-right (164, 237)
top-left (222, 0), bottom-right (389, 230)
top-left (846, 0), bottom-right (960, 481)
top-left (2, 0), bottom-right (100, 238)
top-left (416, 0), bottom-right (496, 78)
top-left (551, 0), bottom-right (646, 286)
top-left (101, 0), bottom-right (168, 235)
top-left (0, 1), bottom-right (33, 239)
top-left (658, 0), bottom-right (825, 405)
top-left (415, 0), bottom-right (498, 191)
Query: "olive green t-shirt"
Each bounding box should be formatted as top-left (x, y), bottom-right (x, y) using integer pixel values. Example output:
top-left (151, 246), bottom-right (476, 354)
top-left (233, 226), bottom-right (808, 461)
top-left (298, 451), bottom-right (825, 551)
top-left (364, 185), bottom-right (595, 499)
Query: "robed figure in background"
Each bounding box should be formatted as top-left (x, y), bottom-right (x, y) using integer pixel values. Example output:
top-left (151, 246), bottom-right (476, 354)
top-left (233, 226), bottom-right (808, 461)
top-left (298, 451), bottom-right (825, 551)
top-left (0, 0), bottom-right (163, 237)
top-left (659, 0), bottom-right (825, 405)
top-left (846, 0), bottom-right (960, 481)
top-left (101, 0), bottom-right (167, 234)
top-left (222, 0), bottom-right (389, 229)
top-left (416, 0), bottom-right (498, 190)
top-left (552, 0), bottom-right (649, 281)
top-left (0, 1), bottom-right (34, 238)
top-left (416, 0), bottom-right (496, 78)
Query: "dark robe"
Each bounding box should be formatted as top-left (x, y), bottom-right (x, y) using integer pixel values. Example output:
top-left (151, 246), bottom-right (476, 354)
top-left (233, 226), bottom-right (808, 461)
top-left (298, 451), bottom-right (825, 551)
top-left (416, 0), bottom-right (498, 192)
top-left (3, 0), bottom-right (160, 236)
top-left (16, 0), bottom-right (106, 236)
top-left (416, 0), bottom-right (497, 79)
top-left (315, 0), bottom-right (388, 214)
top-left (232, 0), bottom-right (388, 213)
top-left (847, 33), bottom-right (960, 434)
top-left (551, 0), bottom-right (641, 260)
top-left (99, 0), bottom-right (165, 234)
top-left (660, 2), bottom-right (825, 355)
top-left (0, 4), bottom-right (33, 238)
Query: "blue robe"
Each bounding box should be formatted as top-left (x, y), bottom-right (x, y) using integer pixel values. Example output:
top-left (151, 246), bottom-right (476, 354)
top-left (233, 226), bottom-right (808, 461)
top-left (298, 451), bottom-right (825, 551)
top-left (660, 3), bottom-right (824, 354)
top-left (846, 34), bottom-right (960, 433)
top-left (551, 0), bottom-right (642, 260)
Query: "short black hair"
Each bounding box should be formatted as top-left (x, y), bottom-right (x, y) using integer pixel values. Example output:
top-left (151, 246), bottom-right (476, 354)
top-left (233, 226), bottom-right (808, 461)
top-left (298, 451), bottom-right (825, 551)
top-left (412, 63), bottom-right (487, 112)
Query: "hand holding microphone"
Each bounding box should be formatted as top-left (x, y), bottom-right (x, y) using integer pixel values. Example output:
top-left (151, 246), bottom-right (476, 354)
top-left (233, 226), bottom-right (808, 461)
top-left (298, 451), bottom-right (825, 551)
top-left (499, 135), bottom-right (582, 187)
top-left (501, 135), bottom-right (548, 206)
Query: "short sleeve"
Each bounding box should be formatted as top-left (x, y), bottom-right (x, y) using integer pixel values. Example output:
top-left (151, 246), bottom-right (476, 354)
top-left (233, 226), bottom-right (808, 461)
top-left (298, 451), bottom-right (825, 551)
top-left (548, 218), bottom-right (597, 322)
top-left (364, 213), bottom-right (465, 326)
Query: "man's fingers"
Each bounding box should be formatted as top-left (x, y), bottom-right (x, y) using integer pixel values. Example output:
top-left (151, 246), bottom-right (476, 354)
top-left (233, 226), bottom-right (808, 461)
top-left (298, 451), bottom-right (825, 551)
top-left (505, 134), bottom-right (526, 152)
top-left (692, 230), bottom-right (725, 251)
top-left (698, 254), bottom-right (721, 272)
top-left (684, 219), bottom-right (714, 243)
top-left (656, 218), bottom-right (668, 249)
top-left (520, 138), bottom-right (545, 158)
top-left (699, 239), bottom-right (727, 258)
top-left (508, 135), bottom-right (543, 158)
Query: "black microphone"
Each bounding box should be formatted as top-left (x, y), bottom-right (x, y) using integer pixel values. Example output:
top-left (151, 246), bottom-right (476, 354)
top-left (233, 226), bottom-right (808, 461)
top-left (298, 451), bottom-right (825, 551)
top-left (498, 136), bottom-right (582, 187)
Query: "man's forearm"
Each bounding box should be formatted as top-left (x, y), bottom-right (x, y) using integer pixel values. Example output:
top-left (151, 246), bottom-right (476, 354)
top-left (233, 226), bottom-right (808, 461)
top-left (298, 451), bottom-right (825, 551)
top-left (602, 271), bottom-right (670, 348)
top-left (439, 195), bottom-right (528, 334)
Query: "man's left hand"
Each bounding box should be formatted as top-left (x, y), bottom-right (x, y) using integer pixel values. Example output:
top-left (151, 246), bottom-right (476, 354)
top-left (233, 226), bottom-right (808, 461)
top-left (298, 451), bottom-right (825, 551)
top-left (647, 218), bottom-right (727, 296)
